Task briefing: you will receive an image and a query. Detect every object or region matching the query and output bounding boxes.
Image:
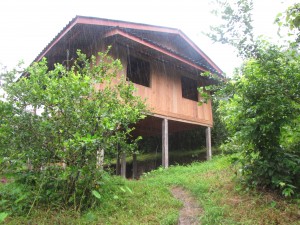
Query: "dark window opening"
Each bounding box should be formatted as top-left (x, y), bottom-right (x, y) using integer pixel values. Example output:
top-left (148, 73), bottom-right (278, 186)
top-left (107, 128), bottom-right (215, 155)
top-left (181, 76), bottom-right (198, 101)
top-left (127, 56), bottom-right (150, 87)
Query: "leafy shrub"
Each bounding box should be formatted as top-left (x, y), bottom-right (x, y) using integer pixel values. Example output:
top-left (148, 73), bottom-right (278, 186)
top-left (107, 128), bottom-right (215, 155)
top-left (0, 49), bottom-right (147, 213)
top-left (0, 179), bottom-right (31, 215)
top-left (218, 42), bottom-right (300, 196)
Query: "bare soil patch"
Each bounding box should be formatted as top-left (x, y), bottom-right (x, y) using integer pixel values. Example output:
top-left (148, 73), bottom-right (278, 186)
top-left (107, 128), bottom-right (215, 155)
top-left (171, 186), bottom-right (203, 225)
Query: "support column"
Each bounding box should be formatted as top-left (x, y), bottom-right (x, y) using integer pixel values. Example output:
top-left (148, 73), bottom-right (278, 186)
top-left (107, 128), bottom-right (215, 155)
top-left (206, 127), bottom-right (212, 160)
top-left (96, 149), bottom-right (104, 170)
top-left (162, 118), bottom-right (169, 168)
top-left (132, 153), bottom-right (137, 179)
top-left (121, 152), bottom-right (126, 178)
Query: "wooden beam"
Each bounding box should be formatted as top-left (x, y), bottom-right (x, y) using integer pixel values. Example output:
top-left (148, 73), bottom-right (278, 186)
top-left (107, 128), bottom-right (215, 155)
top-left (83, 16), bottom-right (223, 75)
top-left (153, 111), bottom-right (213, 127)
top-left (162, 118), bottom-right (169, 168)
top-left (132, 153), bottom-right (137, 179)
top-left (103, 29), bottom-right (208, 72)
top-left (206, 127), bottom-right (212, 160)
top-left (121, 152), bottom-right (126, 178)
top-left (34, 15), bottom-right (223, 79)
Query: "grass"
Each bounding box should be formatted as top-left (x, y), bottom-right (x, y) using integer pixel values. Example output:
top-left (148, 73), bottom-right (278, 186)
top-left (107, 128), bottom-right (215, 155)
top-left (142, 156), bottom-right (300, 224)
top-left (4, 173), bottom-right (181, 225)
top-left (4, 155), bottom-right (300, 224)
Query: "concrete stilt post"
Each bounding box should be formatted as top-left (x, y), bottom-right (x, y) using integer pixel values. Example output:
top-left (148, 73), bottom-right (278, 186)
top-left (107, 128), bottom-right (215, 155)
top-left (162, 118), bottom-right (169, 168)
top-left (206, 127), bottom-right (212, 160)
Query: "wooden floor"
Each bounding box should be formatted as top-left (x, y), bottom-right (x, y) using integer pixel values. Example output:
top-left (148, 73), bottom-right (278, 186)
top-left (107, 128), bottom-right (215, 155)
top-left (132, 115), bottom-right (201, 137)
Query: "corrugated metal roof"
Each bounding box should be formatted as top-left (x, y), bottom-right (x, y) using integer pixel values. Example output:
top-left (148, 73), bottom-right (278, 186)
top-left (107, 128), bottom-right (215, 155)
top-left (33, 15), bottom-right (224, 77)
top-left (121, 28), bottom-right (220, 75)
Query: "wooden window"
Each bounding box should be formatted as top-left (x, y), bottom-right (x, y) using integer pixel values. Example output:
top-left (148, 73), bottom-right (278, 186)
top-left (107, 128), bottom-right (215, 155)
top-left (181, 76), bottom-right (198, 101)
top-left (127, 56), bottom-right (150, 87)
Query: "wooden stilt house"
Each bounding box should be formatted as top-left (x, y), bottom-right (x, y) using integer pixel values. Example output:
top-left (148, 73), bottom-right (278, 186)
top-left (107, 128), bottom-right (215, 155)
top-left (34, 16), bottom-right (224, 177)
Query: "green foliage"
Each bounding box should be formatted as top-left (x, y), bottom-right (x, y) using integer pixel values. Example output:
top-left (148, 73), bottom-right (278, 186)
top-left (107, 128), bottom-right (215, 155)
top-left (219, 42), bottom-right (300, 195)
top-left (276, 3), bottom-right (300, 44)
top-left (211, 99), bottom-right (228, 147)
top-left (0, 101), bottom-right (14, 172)
top-left (0, 212), bottom-right (8, 223)
top-left (207, 0), bottom-right (256, 58)
top-left (207, 0), bottom-right (300, 197)
top-left (0, 49), bottom-right (147, 213)
top-left (7, 172), bottom-right (180, 224)
top-left (143, 156), bottom-right (231, 224)
top-left (0, 179), bottom-right (31, 215)
top-left (5, 155), bottom-right (300, 224)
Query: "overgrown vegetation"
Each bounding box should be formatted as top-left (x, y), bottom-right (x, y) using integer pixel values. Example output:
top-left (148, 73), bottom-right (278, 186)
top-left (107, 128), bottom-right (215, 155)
top-left (0, 49), bottom-right (146, 216)
top-left (211, 99), bottom-right (228, 147)
top-left (1, 1), bottom-right (300, 223)
top-left (204, 0), bottom-right (300, 197)
top-left (221, 44), bottom-right (300, 196)
top-left (4, 156), bottom-right (299, 224)
top-left (220, 42), bottom-right (300, 196)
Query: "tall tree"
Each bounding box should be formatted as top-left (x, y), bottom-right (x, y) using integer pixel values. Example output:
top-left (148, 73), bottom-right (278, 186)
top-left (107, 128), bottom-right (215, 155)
top-left (207, 0), bottom-right (300, 196)
top-left (207, 0), bottom-right (256, 58)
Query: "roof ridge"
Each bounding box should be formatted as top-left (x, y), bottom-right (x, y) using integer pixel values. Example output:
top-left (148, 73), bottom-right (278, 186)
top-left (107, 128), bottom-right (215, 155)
top-left (33, 15), bottom-right (224, 77)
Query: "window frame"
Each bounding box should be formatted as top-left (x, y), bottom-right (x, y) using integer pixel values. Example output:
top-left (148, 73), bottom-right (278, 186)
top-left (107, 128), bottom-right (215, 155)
top-left (126, 56), bottom-right (151, 87)
top-left (181, 76), bottom-right (199, 102)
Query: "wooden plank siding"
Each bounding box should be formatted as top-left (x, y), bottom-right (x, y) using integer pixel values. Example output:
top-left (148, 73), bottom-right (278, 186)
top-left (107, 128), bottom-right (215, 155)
top-left (101, 43), bottom-right (213, 127)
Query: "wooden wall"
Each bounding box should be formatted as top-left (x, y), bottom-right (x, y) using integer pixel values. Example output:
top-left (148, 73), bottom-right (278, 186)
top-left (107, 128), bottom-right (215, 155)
top-left (95, 41), bottom-right (213, 127)
top-left (132, 60), bottom-right (213, 127)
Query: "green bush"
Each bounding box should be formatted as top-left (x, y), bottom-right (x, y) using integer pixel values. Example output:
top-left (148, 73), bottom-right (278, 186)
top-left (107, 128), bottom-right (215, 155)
top-left (218, 42), bottom-right (300, 196)
top-left (0, 49), bottom-right (146, 213)
top-left (0, 179), bottom-right (31, 215)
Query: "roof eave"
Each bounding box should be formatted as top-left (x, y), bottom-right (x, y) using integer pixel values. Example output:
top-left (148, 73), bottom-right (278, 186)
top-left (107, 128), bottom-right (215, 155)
top-left (34, 15), bottom-right (224, 78)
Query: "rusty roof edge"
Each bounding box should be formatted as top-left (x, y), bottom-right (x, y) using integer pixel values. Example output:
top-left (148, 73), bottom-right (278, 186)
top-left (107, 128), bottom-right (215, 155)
top-left (75, 15), bottom-right (180, 33)
top-left (33, 15), bottom-right (180, 63)
top-left (176, 29), bottom-right (224, 76)
top-left (120, 28), bottom-right (221, 75)
top-left (33, 15), bottom-right (224, 78)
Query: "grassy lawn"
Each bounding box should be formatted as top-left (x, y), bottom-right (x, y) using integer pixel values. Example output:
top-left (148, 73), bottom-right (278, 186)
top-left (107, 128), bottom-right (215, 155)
top-left (4, 155), bottom-right (300, 224)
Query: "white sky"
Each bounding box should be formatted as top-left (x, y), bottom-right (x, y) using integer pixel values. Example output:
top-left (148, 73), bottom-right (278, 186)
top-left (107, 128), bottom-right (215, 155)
top-left (0, 0), bottom-right (297, 77)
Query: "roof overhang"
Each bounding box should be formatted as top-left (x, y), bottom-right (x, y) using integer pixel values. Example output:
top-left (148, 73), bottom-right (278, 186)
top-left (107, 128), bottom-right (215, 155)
top-left (34, 16), bottom-right (224, 78)
top-left (104, 28), bottom-right (208, 72)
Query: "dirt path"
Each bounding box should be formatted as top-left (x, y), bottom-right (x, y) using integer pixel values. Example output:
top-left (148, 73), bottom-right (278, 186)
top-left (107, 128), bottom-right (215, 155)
top-left (170, 187), bottom-right (202, 225)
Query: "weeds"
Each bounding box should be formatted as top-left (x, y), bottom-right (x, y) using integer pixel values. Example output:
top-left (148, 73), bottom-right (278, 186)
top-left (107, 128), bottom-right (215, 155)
top-left (4, 155), bottom-right (300, 224)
